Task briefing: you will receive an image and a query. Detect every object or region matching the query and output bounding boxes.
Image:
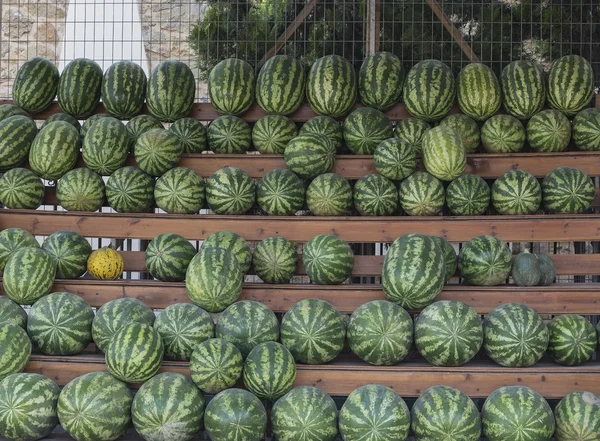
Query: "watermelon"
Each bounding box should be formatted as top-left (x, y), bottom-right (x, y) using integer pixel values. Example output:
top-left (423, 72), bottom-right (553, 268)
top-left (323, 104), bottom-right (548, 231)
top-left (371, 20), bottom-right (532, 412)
top-left (306, 55), bottom-right (357, 118)
top-left (415, 300), bottom-right (483, 366)
top-left (303, 235), bottom-right (354, 285)
top-left (154, 303), bottom-right (214, 361)
top-left (542, 166), bottom-right (595, 214)
top-left (252, 115), bottom-right (298, 154)
top-left (483, 303), bottom-right (549, 367)
top-left (208, 58), bottom-right (255, 116)
top-left (135, 128), bottom-right (183, 176)
top-left (457, 63), bottom-right (502, 121)
top-left (132, 372), bottom-right (205, 441)
top-left (205, 166), bottom-right (255, 215)
top-left (256, 55), bottom-right (305, 115)
top-left (81, 114), bottom-right (109, 139)
top-left (573, 108), bottom-right (600, 151)
top-left (147, 60), bottom-right (196, 122)
top-left (243, 341), bottom-right (296, 400)
top-left (57, 58), bottom-right (103, 117)
top-left (101, 60), bottom-right (147, 120)
top-left (106, 166), bottom-right (155, 213)
top-left (56, 167), bottom-right (106, 212)
top-left (0, 167), bottom-right (44, 210)
top-left (252, 237), bottom-right (298, 284)
top-left (126, 114), bottom-right (164, 149)
top-left (482, 386), bottom-right (555, 441)
top-left (256, 168), bottom-right (305, 215)
top-left (92, 297), bottom-right (156, 353)
top-left (339, 384), bottom-right (410, 441)
top-left (527, 109), bottom-right (572, 152)
top-left (0, 373), bottom-right (59, 441)
top-left (12, 58), bottom-right (59, 113)
top-left (3, 247), bottom-right (56, 305)
top-left (547, 55), bottom-right (595, 117)
top-left (374, 138), bottom-right (417, 180)
top-left (491, 170), bottom-right (541, 215)
top-left (185, 246), bottom-right (243, 313)
top-left (547, 314), bottom-right (597, 366)
top-left (29, 121), bottom-right (80, 180)
top-left (154, 167), bottom-right (205, 214)
top-left (207, 115), bottom-right (252, 154)
top-left (27, 292), bottom-right (94, 355)
top-left (512, 249), bottom-right (541, 287)
top-left (170, 117), bottom-right (207, 153)
top-left (446, 174), bottom-right (490, 216)
top-left (0, 115), bottom-right (38, 171)
top-left (190, 338), bottom-right (243, 394)
top-left (438, 114), bottom-right (480, 153)
top-left (284, 133), bottom-right (336, 179)
top-left (41, 230), bottom-right (92, 279)
top-left (480, 114), bottom-right (525, 153)
top-left (343, 107), bottom-right (394, 154)
top-left (82, 116), bottom-right (129, 175)
top-left (554, 391), bottom-right (600, 441)
top-left (145, 233), bottom-right (196, 282)
top-left (458, 235), bottom-right (512, 286)
top-left (0, 297), bottom-right (27, 328)
top-left (358, 51), bottom-right (404, 111)
top-left (202, 230), bottom-right (252, 274)
top-left (204, 388), bottom-right (267, 441)
top-left (353, 174), bottom-right (398, 216)
top-left (0, 324), bottom-right (31, 380)
top-left (299, 116), bottom-right (343, 153)
top-left (0, 228), bottom-right (39, 273)
top-left (412, 385), bottom-right (481, 441)
top-left (272, 386), bottom-right (338, 441)
top-left (57, 372), bottom-right (133, 441)
top-left (501, 60), bottom-right (546, 120)
top-left (431, 236), bottom-right (457, 283)
top-left (0, 105), bottom-right (29, 122)
top-left (422, 126), bottom-right (466, 181)
top-left (306, 173), bottom-right (353, 216)
top-left (347, 300), bottom-right (412, 365)
top-left (398, 171), bottom-right (445, 216)
top-left (394, 118), bottom-right (431, 153)
top-left (42, 113), bottom-right (81, 133)
top-left (403, 59), bottom-right (455, 122)
top-left (216, 300), bottom-right (279, 357)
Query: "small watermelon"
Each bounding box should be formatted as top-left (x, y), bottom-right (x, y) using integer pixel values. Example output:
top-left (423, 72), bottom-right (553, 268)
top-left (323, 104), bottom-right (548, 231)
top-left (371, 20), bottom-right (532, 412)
top-left (0, 115), bottom-right (38, 171)
top-left (204, 389), bottom-right (267, 441)
top-left (446, 174), bottom-right (490, 216)
top-left (0, 297), bottom-right (28, 328)
top-left (481, 114), bottom-right (526, 153)
top-left (29, 121), bottom-right (81, 180)
top-left (190, 338), bottom-right (243, 394)
top-left (106, 166), bottom-right (155, 213)
top-left (102, 60), bottom-right (147, 120)
top-left (374, 137), bottom-right (417, 181)
top-left (256, 55), bottom-right (305, 115)
top-left (299, 116), bottom-right (343, 153)
top-left (57, 58), bottom-right (103, 118)
top-left (203, 230), bottom-right (252, 274)
top-left (82, 116), bottom-right (129, 175)
top-left (0, 228), bottom-right (39, 273)
top-left (542, 166), bottom-right (595, 214)
top-left (422, 126), bottom-right (466, 181)
top-left (456, 63), bottom-right (502, 121)
top-left (256, 168), bottom-right (305, 216)
top-left (284, 133), bottom-right (336, 179)
top-left (42, 230), bottom-right (92, 279)
top-left (573, 108), bottom-right (600, 151)
top-left (207, 115), bottom-right (252, 154)
top-left (343, 107), bottom-right (394, 154)
top-left (547, 314), bottom-right (597, 366)
top-left (399, 171), bottom-right (445, 216)
top-left (252, 115), bottom-right (298, 154)
top-left (303, 235), bottom-right (354, 285)
top-left (145, 233), bottom-right (196, 282)
top-left (170, 117), bottom-right (207, 153)
top-left (431, 236), bottom-right (458, 283)
top-left (243, 341), bottom-right (296, 400)
top-left (208, 58), bottom-right (255, 116)
top-left (126, 114), bottom-right (164, 149)
top-left (56, 167), bottom-right (106, 212)
top-left (135, 128), bottom-right (183, 177)
top-left (547, 55), bottom-right (594, 117)
top-left (147, 60), bottom-right (196, 122)
top-left (205, 166), bottom-right (255, 215)
top-left (3, 247), bottom-right (56, 305)
top-left (81, 114), bottom-right (109, 138)
top-left (42, 113), bottom-right (81, 133)
top-left (527, 109), bottom-right (572, 152)
top-left (491, 170), bottom-right (541, 215)
top-left (154, 167), bottom-right (205, 214)
top-left (252, 237), bottom-right (298, 284)
top-left (306, 173), bottom-right (353, 216)
top-left (501, 60), bottom-right (546, 120)
top-left (359, 51), bottom-right (404, 111)
top-left (458, 235), bottom-right (512, 286)
top-left (306, 55), bottom-right (357, 118)
top-left (554, 391), bottom-right (600, 441)
top-left (438, 114), bottom-right (480, 153)
top-left (353, 174), bottom-right (398, 216)
top-left (0, 324), bottom-right (31, 380)
top-left (0, 167), bottom-right (45, 210)
top-left (13, 57), bottom-right (60, 113)
top-left (394, 118), bottom-right (431, 153)
top-left (0, 104), bottom-right (29, 122)
top-left (403, 59), bottom-right (455, 122)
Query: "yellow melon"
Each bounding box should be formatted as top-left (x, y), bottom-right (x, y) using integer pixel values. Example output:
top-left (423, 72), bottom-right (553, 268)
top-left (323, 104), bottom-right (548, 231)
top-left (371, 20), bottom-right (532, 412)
top-left (87, 247), bottom-right (124, 280)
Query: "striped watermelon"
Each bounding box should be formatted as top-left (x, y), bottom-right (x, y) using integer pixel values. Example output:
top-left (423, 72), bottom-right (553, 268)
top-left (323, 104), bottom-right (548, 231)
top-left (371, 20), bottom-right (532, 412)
top-left (374, 138), bottom-right (417, 181)
top-left (0, 297), bottom-right (28, 328)
top-left (27, 292), bottom-right (94, 355)
top-left (170, 117), bottom-right (207, 153)
top-left (347, 300), bottom-right (412, 365)
top-left (147, 60), bottom-right (196, 122)
top-left (481, 114), bottom-right (526, 153)
top-left (280, 298), bottom-right (346, 365)
top-left (359, 52), bottom-right (404, 111)
top-left (145, 233), bottom-right (196, 282)
top-left (256, 168), bottom-right (305, 216)
top-left (542, 166), bottom-right (595, 214)
top-left (29, 121), bottom-right (80, 180)
top-left (431, 236), bottom-right (457, 283)
top-left (106, 166), bottom-right (155, 213)
top-left (205, 166), bottom-right (255, 215)
top-left (0, 373), bottom-right (59, 441)
top-left (483, 303), bottom-right (549, 367)
top-left (344, 107), bottom-right (393, 154)
top-left (482, 386), bottom-right (555, 441)
top-left (457, 63), bottom-right (502, 121)
top-left (0, 228), bottom-right (39, 273)
top-left (299, 116), bottom-right (344, 153)
top-left (81, 114), bottom-right (109, 138)
top-left (415, 300), bottom-right (483, 366)
top-left (339, 385), bottom-right (410, 441)
top-left (0, 105), bottom-right (29, 123)
top-left (554, 392), bottom-right (600, 441)
top-left (353, 174), bottom-right (398, 216)
top-left (422, 126), bottom-right (466, 181)
top-left (216, 300), bottom-right (279, 357)
top-left (284, 133), bottom-right (336, 179)
top-left (573, 108), bottom-right (600, 151)
top-left (412, 385), bottom-right (481, 441)
top-left (491, 170), bottom-right (541, 215)
top-left (3, 247), bottom-right (56, 305)
top-left (154, 303), bottom-right (214, 361)
top-left (12, 57), bottom-right (59, 113)
top-left (101, 60), bottom-right (147, 120)
top-left (303, 235), bottom-right (354, 285)
top-left (82, 116), bottom-right (129, 175)
top-left (190, 338), bottom-right (243, 394)
top-left (458, 235), bottom-right (512, 286)
top-left (135, 128), bottom-right (183, 176)
top-left (57, 372), bottom-right (133, 441)
top-left (0, 324), bottom-right (31, 380)
top-left (252, 115), bottom-right (298, 154)
top-left (126, 114), bottom-right (164, 149)
top-left (501, 60), bottom-right (546, 120)
top-left (208, 58), bottom-right (255, 116)
top-left (243, 341), bottom-right (296, 400)
top-left (403, 59), bottom-right (455, 122)
top-left (208, 115), bottom-right (252, 154)
top-left (42, 113), bottom-right (81, 133)
top-left (42, 230), bottom-right (92, 279)
top-left (527, 109), bottom-right (572, 152)
top-left (132, 372), bottom-right (205, 441)
top-left (306, 173), bottom-right (353, 216)
top-left (256, 55), bottom-right (305, 115)
top-left (394, 118), bottom-right (431, 153)
top-left (547, 55), bottom-right (594, 117)
top-left (57, 58), bottom-right (103, 118)
top-left (306, 55), bottom-right (357, 118)
top-left (154, 167), bottom-right (205, 214)
top-left (56, 167), bottom-right (106, 212)
top-left (399, 171), bottom-right (445, 216)
top-left (92, 297), bottom-right (156, 353)
top-left (0, 115), bottom-right (38, 171)
top-left (203, 230), bottom-right (252, 274)
top-left (252, 237), bottom-right (298, 284)
top-left (446, 174), bottom-right (490, 216)
top-left (204, 388), bottom-right (267, 441)
top-left (439, 114), bottom-right (480, 153)
top-left (0, 167), bottom-right (44, 210)
top-left (547, 315), bottom-right (597, 366)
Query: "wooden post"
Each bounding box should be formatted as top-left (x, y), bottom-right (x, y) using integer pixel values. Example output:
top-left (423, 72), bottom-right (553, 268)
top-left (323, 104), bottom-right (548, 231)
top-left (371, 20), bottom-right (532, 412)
top-left (366, 0), bottom-right (381, 56)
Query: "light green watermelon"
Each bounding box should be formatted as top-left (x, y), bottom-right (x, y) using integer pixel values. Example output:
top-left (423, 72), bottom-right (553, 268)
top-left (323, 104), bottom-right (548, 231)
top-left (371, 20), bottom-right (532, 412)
top-left (547, 314), bottom-right (597, 366)
top-left (205, 166), bottom-right (255, 215)
top-left (0, 324), bottom-right (31, 380)
top-left (546, 55), bottom-right (594, 117)
top-left (481, 114), bottom-right (526, 153)
top-left (202, 230), bottom-right (252, 274)
top-left (190, 338), bottom-right (243, 394)
top-left (456, 63), bottom-right (502, 121)
top-left (554, 391), bottom-right (600, 441)
top-left (422, 125), bottom-right (466, 181)
top-left (302, 235), bottom-right (354, 285)
top-left (56, 167), bottom-right (106, 212)
top-left (399, 171), bottom-right (445, 216)
top-left (458, 235), bottom-right (512, 286)
top-left (306, 173), bottom-right (353, 216)
top-left (243, 341), bottom-right (296, 400)
top-left (491, 170), bottom-right (542, 215)
top-left (438, 114), bottom-right (480, 153)
top-left (0, 297), bottom-right (28, 328)
top-left (154, 167), bottom-right (205, 214)
top-left (252, 237), bottom-right (298, 284)
top-left (394, 118), bottom-right (431, 153)
top-left (3, 247), bottom-right (56, 305)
